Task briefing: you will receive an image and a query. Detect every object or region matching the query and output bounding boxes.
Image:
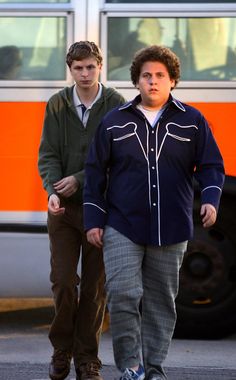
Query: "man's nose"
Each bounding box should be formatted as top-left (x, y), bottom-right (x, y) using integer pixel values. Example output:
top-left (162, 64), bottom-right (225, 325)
top-left (81, 68), bottom-right (89, 76)
top-left (148, 75), bottom-right (155, 85)
top-left (149, 76), bottom-right (157, 85)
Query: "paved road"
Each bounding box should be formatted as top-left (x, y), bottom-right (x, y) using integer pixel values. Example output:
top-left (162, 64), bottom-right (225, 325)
top-left (0, 299), bottom-right (236, 380)
top-left (1, 363), bottom-right (236, 380)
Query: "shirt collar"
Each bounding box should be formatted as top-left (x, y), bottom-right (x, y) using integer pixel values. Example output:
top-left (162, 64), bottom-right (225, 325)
top-left (73, 82), bottom-right (102, 109)
top-left (119, 93), bottom-right (186, 113)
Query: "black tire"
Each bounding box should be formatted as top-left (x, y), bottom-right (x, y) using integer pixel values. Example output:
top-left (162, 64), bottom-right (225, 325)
top-left (175, 194), bottom-right (236, 339)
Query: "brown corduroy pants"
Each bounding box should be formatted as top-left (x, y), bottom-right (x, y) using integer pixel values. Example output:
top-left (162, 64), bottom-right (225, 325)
top-left (47, 201), bottom-right (106, 368)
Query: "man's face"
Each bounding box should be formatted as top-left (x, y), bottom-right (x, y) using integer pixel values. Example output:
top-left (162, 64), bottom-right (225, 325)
top-left (137, 61), bottom-right (175, 110)
top-left (70, 57), bottom-right (102, 89)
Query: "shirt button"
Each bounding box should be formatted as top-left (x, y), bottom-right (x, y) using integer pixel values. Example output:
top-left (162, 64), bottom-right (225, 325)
top-left (153, 184), bottom-right (156, 188)
top-left (152, 166), bottom-right (155, 170)
top-left (152, 130), bottom-right (155, 134)
top-left (153, 203), bottom-right (156, 206)
top-left (151, 148), bottom-right (154, 152)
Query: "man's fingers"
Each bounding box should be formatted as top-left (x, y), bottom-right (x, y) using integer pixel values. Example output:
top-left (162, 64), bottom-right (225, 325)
top-left (201, 204), bottom-right (216, 228)
top-left (48, 194), bottom-right (65, 215)
top-left (86, 229), bottom-right (103, 248)
top-left (54, 180), bottom-right (77, 197)
top-left (89, 234), bottom-right (103, 248)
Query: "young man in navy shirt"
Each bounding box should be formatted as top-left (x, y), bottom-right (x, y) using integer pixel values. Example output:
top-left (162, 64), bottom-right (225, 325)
top-left (84, 45), bottom-right (224, 380)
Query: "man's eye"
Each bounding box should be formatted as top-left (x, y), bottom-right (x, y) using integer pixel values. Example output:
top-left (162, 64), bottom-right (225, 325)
top-left (87, 65), bottom-right (96, 70)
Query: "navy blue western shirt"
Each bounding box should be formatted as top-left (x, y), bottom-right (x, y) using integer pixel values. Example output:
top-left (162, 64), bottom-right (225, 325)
top-left (83, 95), bottom-right (225, 246)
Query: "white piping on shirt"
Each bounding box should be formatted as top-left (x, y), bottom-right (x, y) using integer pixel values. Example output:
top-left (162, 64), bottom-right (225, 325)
top-left (145, 121), bottom-right (151, 209)
top-left (156, 122), bottom-right (198, 162)
top-left (201, 186), bottom-right (222, 193)
top-left (83, 202), bottom-right (107, 213)
top-left (106, 120), bottom-right (199, 246)
top-left (155, 123), bottom-right (161, 245)
top-left (107, 122), bottom-right (148, 161)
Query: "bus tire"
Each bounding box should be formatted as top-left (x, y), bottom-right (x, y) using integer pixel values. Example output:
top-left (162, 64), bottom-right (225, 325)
top-left (175, 194), bottom-right (236, 339)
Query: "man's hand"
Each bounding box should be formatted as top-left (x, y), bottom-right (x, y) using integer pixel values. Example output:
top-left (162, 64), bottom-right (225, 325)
top-left (200, 204), bottom-right (217, 228)
top-left (53, 175), bottom-right (79, 198)
top-left (48, 194), bottom-right (65, 215)
top-left (86, 228), bottom-right (104, 248)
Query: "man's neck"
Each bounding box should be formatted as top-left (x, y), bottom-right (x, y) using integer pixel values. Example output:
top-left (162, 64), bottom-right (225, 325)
top-left (140, 100), bottom-right (165, 111)
top-left (75, 83), bottom-right (100, 108)
top-left (140, 104), bottom-right (161, 112)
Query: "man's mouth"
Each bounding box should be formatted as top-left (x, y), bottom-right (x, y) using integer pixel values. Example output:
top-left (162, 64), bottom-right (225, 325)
top-left (149, 89), bottom-right (158, 93)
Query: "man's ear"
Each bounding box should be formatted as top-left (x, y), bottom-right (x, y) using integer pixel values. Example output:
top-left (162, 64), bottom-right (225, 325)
top-left (170, 79), bottom-right (175, 89)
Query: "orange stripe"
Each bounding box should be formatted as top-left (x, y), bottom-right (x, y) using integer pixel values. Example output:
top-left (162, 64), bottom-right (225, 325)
top-left (190, 102), bottom-right (235, 176)
top-left (0, 102), bottom-right (47, 211)
top-left (0, 102), bottom-right (235, 212)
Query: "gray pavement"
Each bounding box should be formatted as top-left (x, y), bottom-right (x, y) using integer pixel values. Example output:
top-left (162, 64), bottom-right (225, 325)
top-left (0, 300), bottom-right (236, 379)
top-left (0, 363), bottom-right (236, 380)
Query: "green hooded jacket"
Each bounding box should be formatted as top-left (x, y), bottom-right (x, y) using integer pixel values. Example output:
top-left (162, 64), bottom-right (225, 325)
top-left (38, 84), bottom-right (125, 204)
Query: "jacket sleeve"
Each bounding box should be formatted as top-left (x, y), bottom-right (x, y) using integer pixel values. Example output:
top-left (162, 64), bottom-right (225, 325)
top-left (38, 97), bottom-right (63, 197)
top-left (83, 120), bottom-right (111, 231)
top-left (194, 114), bottom-right (225, 211)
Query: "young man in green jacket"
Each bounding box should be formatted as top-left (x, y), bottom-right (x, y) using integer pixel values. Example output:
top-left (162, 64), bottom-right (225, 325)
top-left (38, 41), bottom-right (125, 380)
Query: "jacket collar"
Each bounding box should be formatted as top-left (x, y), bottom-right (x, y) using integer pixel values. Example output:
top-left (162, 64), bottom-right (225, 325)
top-left (118, 93), bottom-right (186, 113)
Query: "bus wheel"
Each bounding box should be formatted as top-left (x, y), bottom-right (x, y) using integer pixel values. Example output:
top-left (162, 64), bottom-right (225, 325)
top-left (175, 196), bottom-right (236, 338)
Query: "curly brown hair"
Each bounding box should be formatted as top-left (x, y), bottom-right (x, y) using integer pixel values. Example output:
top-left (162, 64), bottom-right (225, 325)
top-left (130, 45), bottom-right (180, 89)
top-left (66, 41), bottom-right (103, 68)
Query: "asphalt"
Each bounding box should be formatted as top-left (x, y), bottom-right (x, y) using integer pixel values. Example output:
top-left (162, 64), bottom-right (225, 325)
top-left (0, 300), bottom-right (236, 380)
top-left (1, 363), bottom-right (236, 380)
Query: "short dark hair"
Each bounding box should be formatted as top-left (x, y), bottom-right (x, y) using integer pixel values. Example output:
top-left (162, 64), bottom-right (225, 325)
top-left (130, 45), bottom-right (180, 89)
top-left (66, 41), bottom-right (103, 68)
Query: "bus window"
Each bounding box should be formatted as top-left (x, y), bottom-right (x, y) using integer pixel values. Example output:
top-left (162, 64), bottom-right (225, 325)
top-left (188, 18), bottom-right (236, 80)
top-left (105, 0), bottom-right (236, 3)
top-left (107, 16), bottom-right (236, 82)
top-left (0, 16), bottom-right (67, 80)
top-left (0, 0), bottom-right (69, 3)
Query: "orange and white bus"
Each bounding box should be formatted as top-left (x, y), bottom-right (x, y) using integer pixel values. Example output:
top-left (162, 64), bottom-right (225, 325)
top-left (0, 0), bottom-right (236, 338)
